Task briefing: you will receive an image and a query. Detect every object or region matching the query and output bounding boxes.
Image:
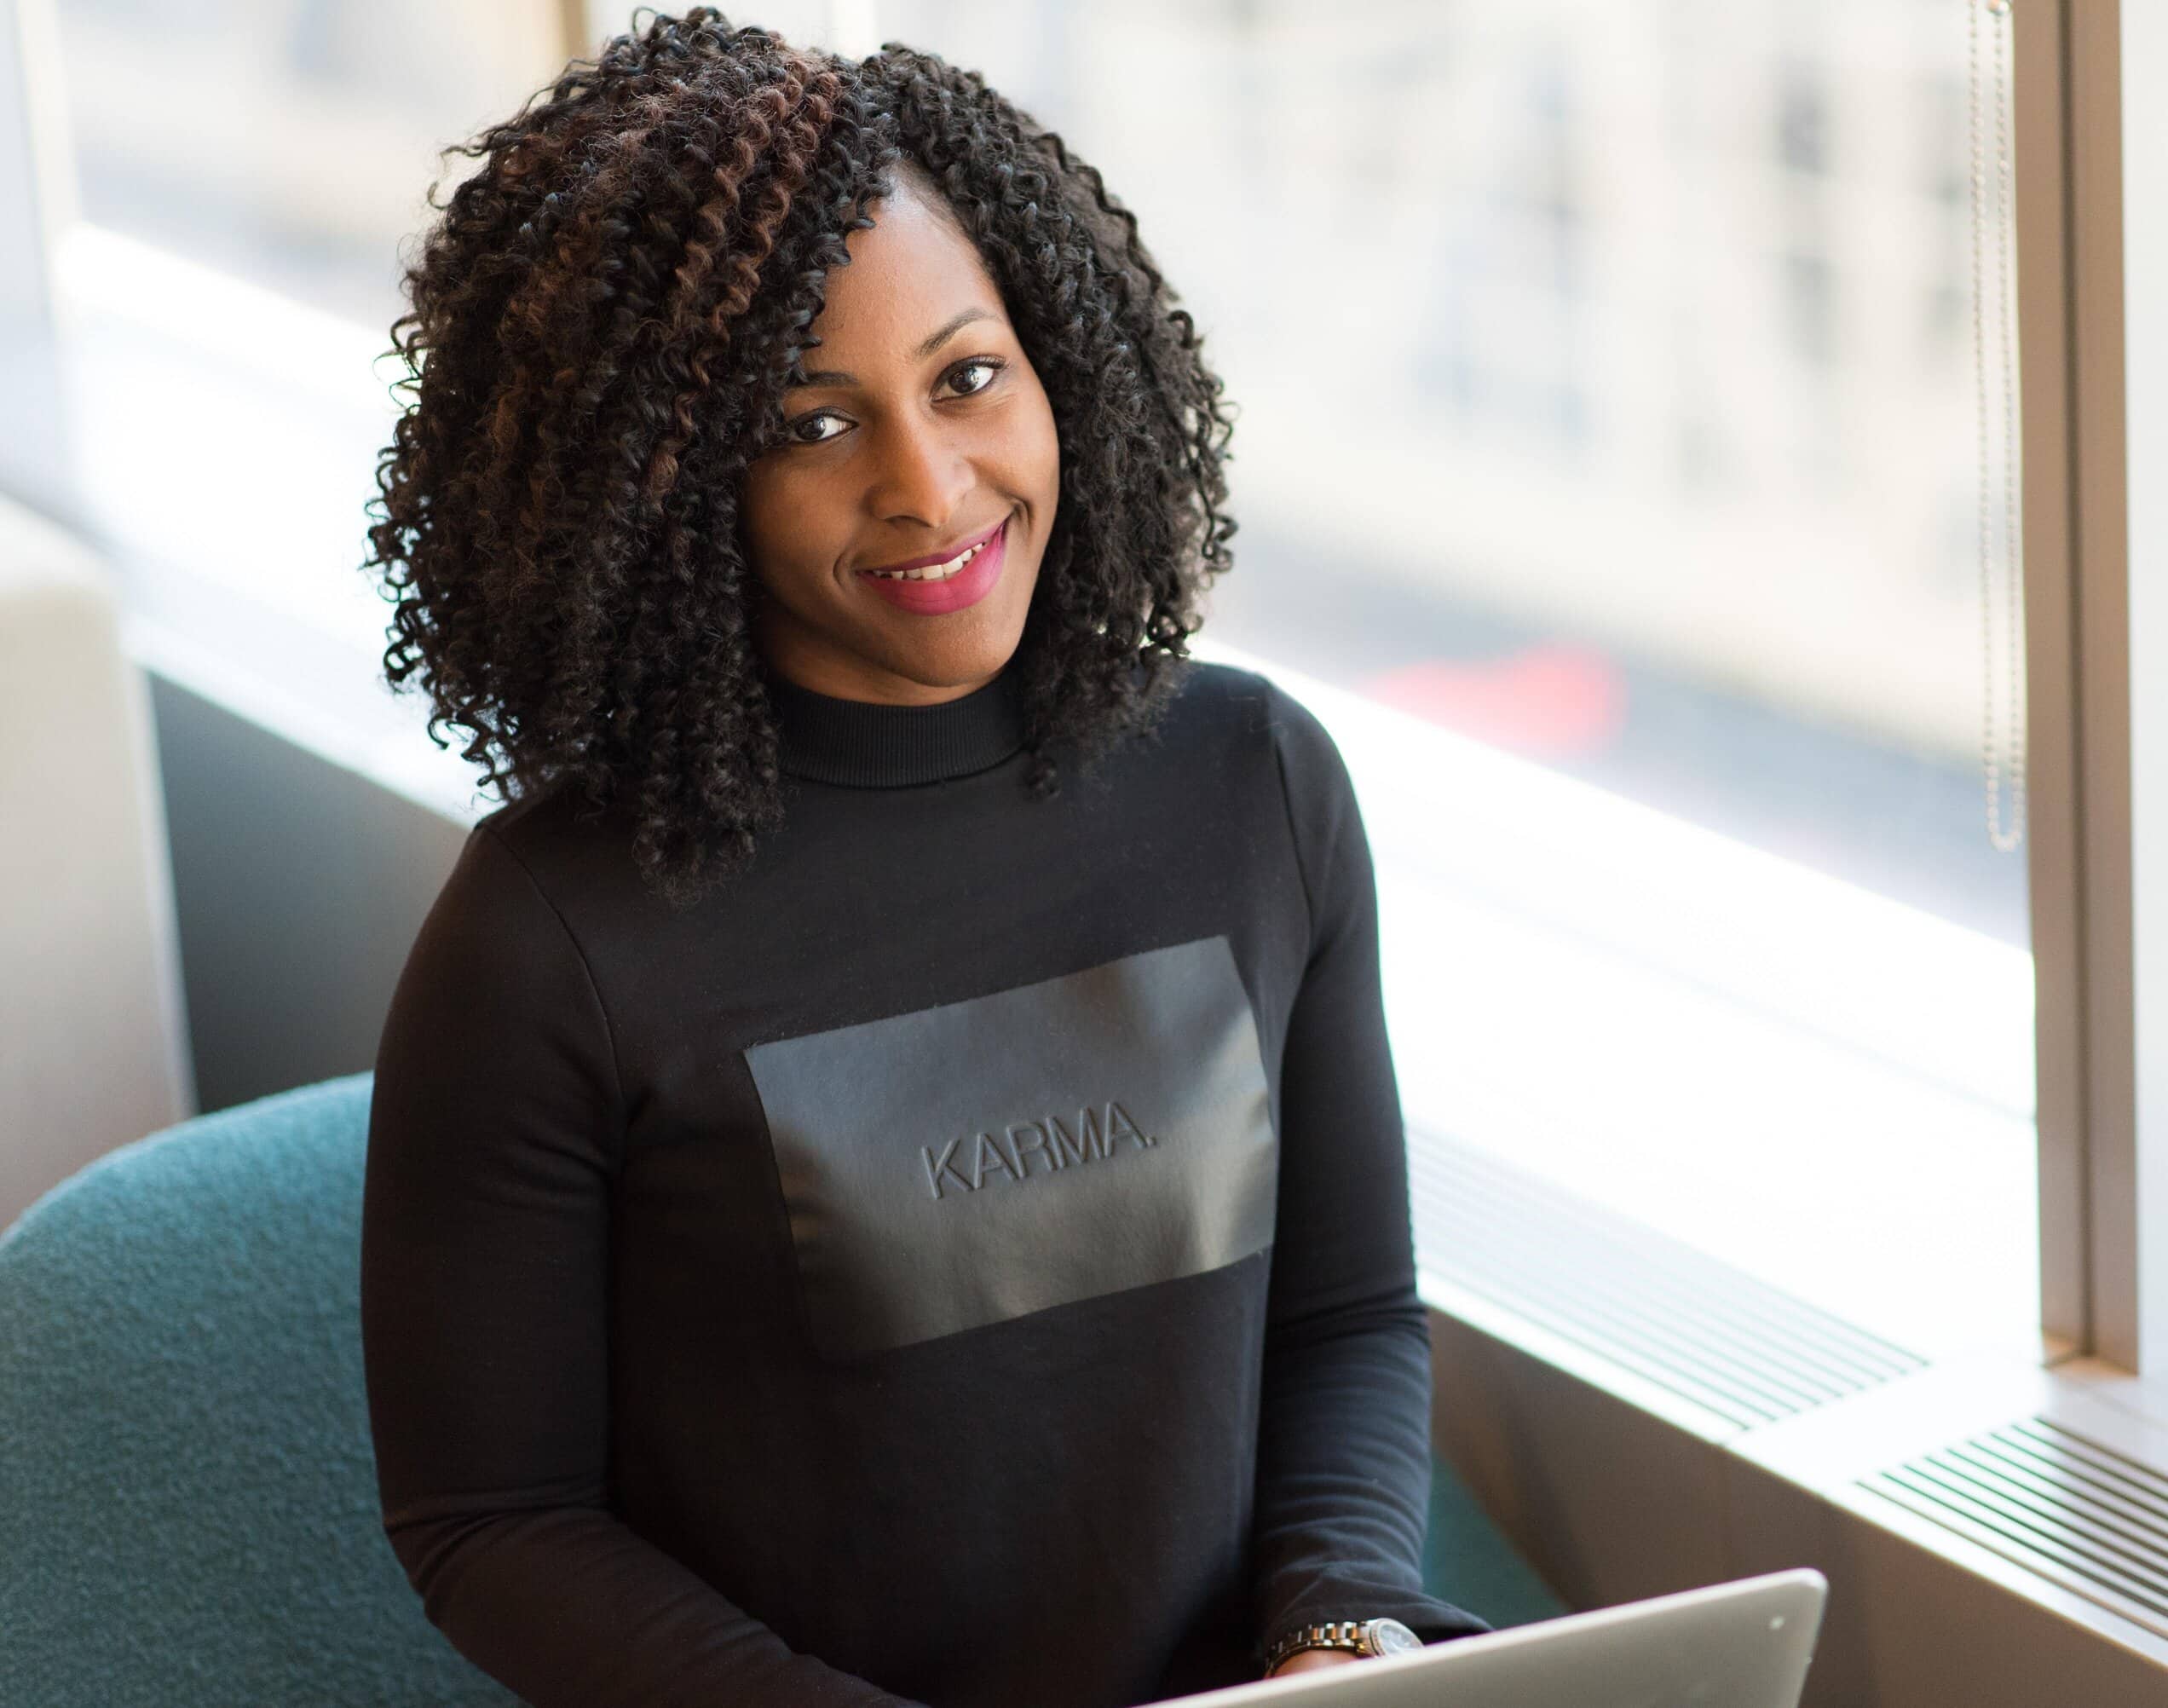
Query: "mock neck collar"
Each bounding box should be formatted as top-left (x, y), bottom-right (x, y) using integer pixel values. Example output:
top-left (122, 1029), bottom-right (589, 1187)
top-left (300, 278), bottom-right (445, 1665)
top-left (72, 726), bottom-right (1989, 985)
top-left (765, 662), bottom-right (1029, 788)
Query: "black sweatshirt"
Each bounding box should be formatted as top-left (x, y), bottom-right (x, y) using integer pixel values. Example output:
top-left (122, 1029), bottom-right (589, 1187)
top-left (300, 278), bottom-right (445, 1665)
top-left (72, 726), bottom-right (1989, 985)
top-left (359, 655), bottom-right (1489, 1708)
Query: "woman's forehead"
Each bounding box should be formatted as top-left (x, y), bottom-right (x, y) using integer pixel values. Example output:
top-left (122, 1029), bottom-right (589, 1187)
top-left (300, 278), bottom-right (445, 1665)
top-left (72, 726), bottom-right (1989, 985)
top-left (807, 180), bottom-right (1006, 361)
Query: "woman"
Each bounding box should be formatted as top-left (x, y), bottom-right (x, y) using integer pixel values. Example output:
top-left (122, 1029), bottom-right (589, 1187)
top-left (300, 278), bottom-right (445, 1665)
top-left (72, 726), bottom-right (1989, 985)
top-left (358, 10), bottom-right (1489, 1705)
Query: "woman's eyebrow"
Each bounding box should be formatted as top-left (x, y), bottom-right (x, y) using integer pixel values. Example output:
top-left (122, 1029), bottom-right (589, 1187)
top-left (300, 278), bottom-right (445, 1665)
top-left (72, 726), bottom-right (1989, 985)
top-left (793, 306), bottom-right (1000, 387)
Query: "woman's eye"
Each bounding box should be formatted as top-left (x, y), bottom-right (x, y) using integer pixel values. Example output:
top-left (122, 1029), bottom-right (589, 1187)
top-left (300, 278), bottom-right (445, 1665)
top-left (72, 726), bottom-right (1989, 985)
top-left (778, 365), bottom-right (999, 444)
top-left (942, 358), bottom-right (1004, 399)
top-left (786, 412), bottom-right (848, 445)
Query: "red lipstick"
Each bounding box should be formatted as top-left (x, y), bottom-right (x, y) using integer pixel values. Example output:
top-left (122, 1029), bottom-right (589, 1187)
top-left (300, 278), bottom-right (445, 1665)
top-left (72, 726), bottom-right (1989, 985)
top-left (856, 516), bottom-right (1009, 615)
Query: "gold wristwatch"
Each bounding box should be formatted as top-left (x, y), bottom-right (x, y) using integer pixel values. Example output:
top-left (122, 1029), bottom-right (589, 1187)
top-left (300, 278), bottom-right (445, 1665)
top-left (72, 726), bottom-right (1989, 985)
top-left (1263, 1616), bottom-right (1423, 1675)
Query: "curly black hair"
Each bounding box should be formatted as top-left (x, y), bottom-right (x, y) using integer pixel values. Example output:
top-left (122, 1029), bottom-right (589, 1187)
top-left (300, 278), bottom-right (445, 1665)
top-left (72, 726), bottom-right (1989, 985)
top-left (362, 7), bottom-right (1237, 908)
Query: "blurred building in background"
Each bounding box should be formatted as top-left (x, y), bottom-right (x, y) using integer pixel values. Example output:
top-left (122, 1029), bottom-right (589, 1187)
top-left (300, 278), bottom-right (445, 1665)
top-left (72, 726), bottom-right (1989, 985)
top-left (8, 0), bottom-right (2042, 1420)
top-left (49, 0), bottom-right (2016, 939)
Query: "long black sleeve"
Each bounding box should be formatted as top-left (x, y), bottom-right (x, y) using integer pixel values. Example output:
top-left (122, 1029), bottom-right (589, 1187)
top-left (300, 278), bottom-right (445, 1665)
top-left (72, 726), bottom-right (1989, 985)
top-left (360, 828), bottom-right (927, 1708)
top-left (1249, 684), bottom-right (1492, 1658)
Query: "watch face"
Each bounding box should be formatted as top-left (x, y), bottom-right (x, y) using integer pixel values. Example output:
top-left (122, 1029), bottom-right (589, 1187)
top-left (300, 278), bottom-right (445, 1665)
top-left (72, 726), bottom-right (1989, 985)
top-left (1365, 1619), bottom-right (1423, 1657)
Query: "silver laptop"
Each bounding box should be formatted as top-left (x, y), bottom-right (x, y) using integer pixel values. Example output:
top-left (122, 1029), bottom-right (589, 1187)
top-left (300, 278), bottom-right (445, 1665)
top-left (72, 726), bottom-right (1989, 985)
top-left (1159, 1569), bottom-right (1828, 1707)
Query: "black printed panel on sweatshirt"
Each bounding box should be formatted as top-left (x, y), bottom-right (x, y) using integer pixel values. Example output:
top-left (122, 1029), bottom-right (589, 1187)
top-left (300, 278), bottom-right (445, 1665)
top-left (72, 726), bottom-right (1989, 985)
top-left (743, 934), bottom-right (1279, 1359)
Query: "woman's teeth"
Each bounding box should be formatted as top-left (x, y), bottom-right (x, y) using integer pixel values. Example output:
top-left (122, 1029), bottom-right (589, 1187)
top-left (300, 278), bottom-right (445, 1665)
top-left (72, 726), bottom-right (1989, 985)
top-left (866, 539), bottom-right (989, 581)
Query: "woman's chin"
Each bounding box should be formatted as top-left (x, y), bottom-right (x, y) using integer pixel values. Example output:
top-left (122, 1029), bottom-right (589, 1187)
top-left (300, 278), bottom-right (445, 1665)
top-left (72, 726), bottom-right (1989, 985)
top-left (866, 588), bottom-right (1036, 686)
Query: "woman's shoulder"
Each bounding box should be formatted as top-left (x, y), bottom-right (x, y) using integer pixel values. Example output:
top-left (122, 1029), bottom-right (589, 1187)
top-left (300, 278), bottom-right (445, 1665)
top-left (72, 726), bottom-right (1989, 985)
top-left (436, 783), bottom-right (639, 927)
top-left (1156, 654), bottom-right (1349, 783)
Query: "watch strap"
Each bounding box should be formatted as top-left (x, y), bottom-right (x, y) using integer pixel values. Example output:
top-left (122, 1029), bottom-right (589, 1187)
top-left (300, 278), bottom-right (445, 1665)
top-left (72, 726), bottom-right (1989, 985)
top-left (1262, 1619), bottom-right (1377, 1673)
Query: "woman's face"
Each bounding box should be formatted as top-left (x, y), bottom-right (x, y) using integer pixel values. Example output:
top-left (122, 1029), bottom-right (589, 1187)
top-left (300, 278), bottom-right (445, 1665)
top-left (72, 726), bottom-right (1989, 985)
top-left (741, 174), bottom-right (1061, 705)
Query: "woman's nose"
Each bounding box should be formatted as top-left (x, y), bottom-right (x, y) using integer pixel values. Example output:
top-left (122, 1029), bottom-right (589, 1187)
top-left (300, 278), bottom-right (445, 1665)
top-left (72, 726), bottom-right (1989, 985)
top-left (867, 413), bottom-right (973, 531)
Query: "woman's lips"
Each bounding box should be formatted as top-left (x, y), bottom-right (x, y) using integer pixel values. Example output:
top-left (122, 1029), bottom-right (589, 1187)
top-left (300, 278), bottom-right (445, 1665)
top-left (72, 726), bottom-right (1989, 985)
top-left (855, 516), bottom-right (1008, 615)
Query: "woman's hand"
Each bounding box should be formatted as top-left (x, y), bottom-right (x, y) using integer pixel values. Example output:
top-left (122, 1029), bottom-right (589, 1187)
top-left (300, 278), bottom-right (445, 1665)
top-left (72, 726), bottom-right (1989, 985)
top-left (1266, 1648), bottom-right (1364, 1680)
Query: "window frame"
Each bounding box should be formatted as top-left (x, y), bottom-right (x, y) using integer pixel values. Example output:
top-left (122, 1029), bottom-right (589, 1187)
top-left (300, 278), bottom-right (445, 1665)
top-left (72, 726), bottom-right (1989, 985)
top-left (2015, 0), bottom-right (2163, 1376)
top-left (2, 0), bottom-right (76, 515)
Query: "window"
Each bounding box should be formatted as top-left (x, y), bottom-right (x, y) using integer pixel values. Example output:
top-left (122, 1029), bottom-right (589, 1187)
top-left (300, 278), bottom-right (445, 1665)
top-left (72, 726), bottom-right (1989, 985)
top-left (11, 0), bottom-right (2041, 1363)
top-left (56, 0), bottom-right (568, 327)
top-left (880, 0), bottom-right (2038, 1361)
top-left (33, 0), bottom-right (579, 811)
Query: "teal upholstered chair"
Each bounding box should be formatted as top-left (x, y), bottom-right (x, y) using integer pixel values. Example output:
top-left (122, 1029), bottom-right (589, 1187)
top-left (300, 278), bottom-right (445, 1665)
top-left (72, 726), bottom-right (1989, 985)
top-left (0, 1073), bottom-right (1564, 1707)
